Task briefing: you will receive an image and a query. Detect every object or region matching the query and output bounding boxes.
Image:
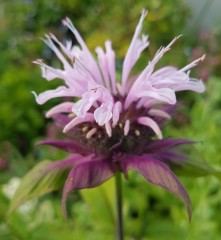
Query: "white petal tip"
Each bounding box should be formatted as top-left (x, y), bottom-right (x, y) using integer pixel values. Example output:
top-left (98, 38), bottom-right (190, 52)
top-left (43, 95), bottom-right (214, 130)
top-left (201, 54), bottom-right (206, 62)
top-left (141, 9), bottom-right (148, 17)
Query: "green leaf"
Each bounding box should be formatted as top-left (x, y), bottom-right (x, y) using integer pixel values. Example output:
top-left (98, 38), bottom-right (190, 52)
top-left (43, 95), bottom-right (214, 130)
top-left (8, 160), bottom-right (68, 216)
top-left (80, 178), bottom-right (115, 232)
top-left (173, 158), bottom-right (221, 179)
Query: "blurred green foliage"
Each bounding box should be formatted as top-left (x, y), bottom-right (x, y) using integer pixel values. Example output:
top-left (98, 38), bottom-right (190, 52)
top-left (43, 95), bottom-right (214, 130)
top-left (0, 0), bottom-right (221, 239)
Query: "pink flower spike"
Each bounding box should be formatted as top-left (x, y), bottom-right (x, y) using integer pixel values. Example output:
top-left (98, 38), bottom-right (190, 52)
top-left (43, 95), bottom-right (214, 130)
top-left (138, 116), bottom-right (163, 139)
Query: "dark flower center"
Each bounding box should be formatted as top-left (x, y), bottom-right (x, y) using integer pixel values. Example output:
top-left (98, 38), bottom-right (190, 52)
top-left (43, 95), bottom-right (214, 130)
top-left (65, 99), bottom-right (159, 157)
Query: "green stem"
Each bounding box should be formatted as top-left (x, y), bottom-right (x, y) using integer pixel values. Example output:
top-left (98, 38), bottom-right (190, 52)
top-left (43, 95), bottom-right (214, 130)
top-left (115, 171), bottom-right (123, 240)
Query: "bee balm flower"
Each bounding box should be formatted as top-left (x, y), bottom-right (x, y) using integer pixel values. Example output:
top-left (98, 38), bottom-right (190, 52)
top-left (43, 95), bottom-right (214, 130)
top-left (33, 10), bottom-right (205, 219)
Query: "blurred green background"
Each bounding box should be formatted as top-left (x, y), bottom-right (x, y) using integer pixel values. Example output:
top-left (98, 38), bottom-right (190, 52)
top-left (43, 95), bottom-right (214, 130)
top-left (0, 0), bottom-right (221, 239)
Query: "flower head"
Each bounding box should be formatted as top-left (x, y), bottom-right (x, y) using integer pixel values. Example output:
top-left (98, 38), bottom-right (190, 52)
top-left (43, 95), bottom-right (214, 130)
top-left (34, 10), bottom-right (205, 219)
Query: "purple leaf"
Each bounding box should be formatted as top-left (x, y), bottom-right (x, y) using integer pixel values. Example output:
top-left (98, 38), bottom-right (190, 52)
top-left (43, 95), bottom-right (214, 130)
top-left (144, 138), bottom-right (195, 153)
top-left (62, 158), bottom-right (116, 218)
top-left (37, 139), bottom-right (89, 155)
top-left (123, 155), bottom-right (192, 220)
top-left (43, 154), bottom-right (83, 174)
top-left (152, 151), bottom-right (187, 162)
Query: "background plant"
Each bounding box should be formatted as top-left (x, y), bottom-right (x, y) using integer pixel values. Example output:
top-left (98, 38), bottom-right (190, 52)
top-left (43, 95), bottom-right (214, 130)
top-left (0, 0), bottom-right (221, 239)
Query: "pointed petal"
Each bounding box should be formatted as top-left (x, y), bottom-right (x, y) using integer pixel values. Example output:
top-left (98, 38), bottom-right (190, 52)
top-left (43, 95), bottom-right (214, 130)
top-left (144, 138), bottom-right (196, 153)
top-left (138, 116), bottom-right (163, 139)
top-left (42, 35), bottom-right (71, 70)
top-left (124, 155), bottom-right (192, 220)
top-left (62, 158), bottom-right (115, 218)
top-left (179, 54), bottom-right (205, 72)
top-left (37, 139), bottom-right (89, 154)
top-left (122, 9), bottom-right (148, 95)
top-left (43, 154), bottom-right (82, 174)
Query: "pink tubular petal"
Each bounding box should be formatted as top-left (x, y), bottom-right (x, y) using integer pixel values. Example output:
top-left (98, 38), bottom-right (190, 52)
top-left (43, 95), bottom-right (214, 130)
top-left (46, 102), bottom-right (74, 118)
top-left (62, 17), bottom-right (103, 85)
top-left (40, 66), bottom-right (58, 81)
top-left (112, 101), bottom-right (122, 127)
top-left (124, 156), bottom-right (192, 220)
top-left (125, 36), bottom-right (181, 107)
top-left (63, 113), bottom-right (94, 133)
top-left (32, 86), bottom-right (75, 105)
top-left (179, 54), bottom-right (206, 72)
top-left (95, 46), bottom-right (111, 90)
top-left (138, 116), bottom-right (162, 139)
top-left (72, 90), bottom-right (100, 117)
top-left (42, 35), bottom-right (71, 70)
top-left (148, 109), bottom-right (171, 120)
top-left (173, 78), bottom-right (205, 93)
top-left (151, 36), bottom-right (181, 66)
top-left (33, 59), bottom-right (68, 81)
top-left (125, 83), bottom-right (176, 109)
top-left (152, 66), bottom-right (177, 78)
top-left (138, 86), bottom-right (176, 105)
top-left (105, 41), bottom-right (117, 94)
top-left (62, 157), bottom-right (115, 218)
top-left (121, 9), bottom-right (148, 95)
top-left (72, 98), bottom-right (93, 118)
top-left (94, 103), bottom-right (113, 126)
